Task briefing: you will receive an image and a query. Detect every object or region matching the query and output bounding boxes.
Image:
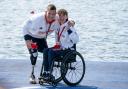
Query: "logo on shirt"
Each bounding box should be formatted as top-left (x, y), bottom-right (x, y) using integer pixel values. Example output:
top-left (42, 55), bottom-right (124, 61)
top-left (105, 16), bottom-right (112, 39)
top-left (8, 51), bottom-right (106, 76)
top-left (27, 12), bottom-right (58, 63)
top-left (39, 27), bottom-right (43, 29)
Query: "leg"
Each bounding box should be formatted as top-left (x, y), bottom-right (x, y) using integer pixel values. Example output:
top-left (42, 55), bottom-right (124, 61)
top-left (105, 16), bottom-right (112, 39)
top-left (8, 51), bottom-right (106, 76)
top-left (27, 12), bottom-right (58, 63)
top-left (48, 49), bottom-right (58, 72)
top-left (47, 49), bottom-right (69, 71)
top-left (31, 38), bottom-right (47, 76)
top-left (36, 38), bottom-right (49, 81)
top-left (24, 35), bottom-right (38, 84)
top-left (29, 48), bottom-right (38, 84)
top-left (41, 48), bottom-right (53, 81)
top-left (47, 49), bottom-right (64, 80)
top-left (43, 48), bottom-right (50, 72)
top-left (29, 48), bottom-right (38, 74)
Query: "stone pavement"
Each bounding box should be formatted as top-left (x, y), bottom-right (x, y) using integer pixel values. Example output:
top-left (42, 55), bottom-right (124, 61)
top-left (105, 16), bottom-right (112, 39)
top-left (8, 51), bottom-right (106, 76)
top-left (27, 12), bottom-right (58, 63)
top-left (0, 59), bottom-right (128, 89)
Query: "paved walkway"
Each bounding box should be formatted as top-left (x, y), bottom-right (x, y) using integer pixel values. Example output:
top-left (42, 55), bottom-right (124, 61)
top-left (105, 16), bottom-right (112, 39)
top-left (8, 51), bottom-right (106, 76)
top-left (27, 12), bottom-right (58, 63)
top-left (0, 59), bottom-right (128, 89)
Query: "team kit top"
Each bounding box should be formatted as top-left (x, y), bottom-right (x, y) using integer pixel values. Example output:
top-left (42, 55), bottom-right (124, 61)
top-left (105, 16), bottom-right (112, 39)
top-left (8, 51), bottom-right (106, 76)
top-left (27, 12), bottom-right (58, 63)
top-left (23, 12), bottom-right (79, 49)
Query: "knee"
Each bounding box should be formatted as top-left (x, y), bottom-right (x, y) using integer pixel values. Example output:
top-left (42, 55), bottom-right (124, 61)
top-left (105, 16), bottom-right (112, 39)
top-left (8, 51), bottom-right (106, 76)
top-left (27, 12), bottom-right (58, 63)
top-left (48, 49), bottom-right (55, 59)
top-left (49, 48), bottom-right (54, 52)
top-left (29, 49), bottom-right (38, 57)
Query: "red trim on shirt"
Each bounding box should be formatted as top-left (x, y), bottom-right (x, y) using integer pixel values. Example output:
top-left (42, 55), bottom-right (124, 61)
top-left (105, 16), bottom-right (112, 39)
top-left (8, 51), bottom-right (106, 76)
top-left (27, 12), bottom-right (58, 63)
top-left (44, 12), bottom-right (55, 38)
top-left (45, 12), bottom-right (55, 24)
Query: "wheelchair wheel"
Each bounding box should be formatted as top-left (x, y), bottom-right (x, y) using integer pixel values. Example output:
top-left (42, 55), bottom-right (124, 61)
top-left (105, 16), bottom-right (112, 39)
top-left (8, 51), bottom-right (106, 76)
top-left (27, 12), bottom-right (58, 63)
top-left (61, 51), bottom-right (86, 86)
top-left (50, 57), bottom-right (63, 83)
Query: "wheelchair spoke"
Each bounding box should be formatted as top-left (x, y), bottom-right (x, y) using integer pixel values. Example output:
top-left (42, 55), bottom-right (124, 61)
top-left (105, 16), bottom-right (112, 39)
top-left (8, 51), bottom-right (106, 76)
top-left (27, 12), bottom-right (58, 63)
top-left (54, 68), bottom-right (57, 77)
top-left (73, 70), bottom-right (81, 81)
top-left (68, 71), bottom-right (73, 81)
top-left (73, 62), bottom-right (82, 68)
top-left (66, 70), bottom-right (78, 83)
top-left (53, 67), bottom-right (60, 79)
top-left (51, 61), bottom-right (62, 83)
top-left (65, 68), bottom-right (80, 83)
top-left (75, 70), bottom-right (83, 78)
top-left (67, 69), bottom-right (72, 77)
top-left (70, 71), bottom-right (74, 82)
top-left (73, 70), bottom-right (79, 82)
top-left (76, 65), bottom-right (84, 71)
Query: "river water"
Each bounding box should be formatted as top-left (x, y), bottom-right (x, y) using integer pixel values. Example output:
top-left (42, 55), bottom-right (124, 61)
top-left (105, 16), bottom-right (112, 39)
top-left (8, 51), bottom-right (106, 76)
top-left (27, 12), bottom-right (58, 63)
top-left (0, 0), bottom-right (128, 62)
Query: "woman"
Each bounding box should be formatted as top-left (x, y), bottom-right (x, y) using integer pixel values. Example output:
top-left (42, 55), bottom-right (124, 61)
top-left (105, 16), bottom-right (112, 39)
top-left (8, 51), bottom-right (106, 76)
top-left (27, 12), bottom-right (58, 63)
top-left (42, 9), bottom-right (79, 80)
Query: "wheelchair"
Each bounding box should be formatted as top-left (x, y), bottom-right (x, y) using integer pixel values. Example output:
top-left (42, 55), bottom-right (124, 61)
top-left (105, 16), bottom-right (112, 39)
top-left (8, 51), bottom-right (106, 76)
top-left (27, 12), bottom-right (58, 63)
top-left (38, 49), bottom-right (86, 87)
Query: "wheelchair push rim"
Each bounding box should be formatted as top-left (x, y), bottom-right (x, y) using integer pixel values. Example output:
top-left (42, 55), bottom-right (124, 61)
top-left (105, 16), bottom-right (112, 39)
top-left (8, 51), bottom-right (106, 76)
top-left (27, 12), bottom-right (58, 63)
top-left (61, 51), bottom-right (86, 86)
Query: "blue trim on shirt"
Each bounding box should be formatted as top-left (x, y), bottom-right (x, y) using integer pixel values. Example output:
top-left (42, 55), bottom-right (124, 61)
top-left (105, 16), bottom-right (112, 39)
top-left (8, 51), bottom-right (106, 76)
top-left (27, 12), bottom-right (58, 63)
top-left (67, 29), bottom-right (72, 35)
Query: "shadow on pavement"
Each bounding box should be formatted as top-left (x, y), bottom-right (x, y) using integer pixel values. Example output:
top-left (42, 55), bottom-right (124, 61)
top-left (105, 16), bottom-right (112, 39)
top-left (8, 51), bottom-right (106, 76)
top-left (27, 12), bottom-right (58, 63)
top-left (34, 82), bottom-right (98, 89)
top-left (43, 83), bottom-right (98, 89)
top-left (13, 84), bottom-right (98, 89)
top-left (45, 86), bottom-right (98, 89)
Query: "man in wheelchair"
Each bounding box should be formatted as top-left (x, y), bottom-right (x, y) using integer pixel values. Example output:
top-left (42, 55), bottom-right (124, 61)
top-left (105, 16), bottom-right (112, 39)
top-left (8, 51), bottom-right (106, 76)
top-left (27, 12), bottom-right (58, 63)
top-left (42, 9), bottom-right (79, 81)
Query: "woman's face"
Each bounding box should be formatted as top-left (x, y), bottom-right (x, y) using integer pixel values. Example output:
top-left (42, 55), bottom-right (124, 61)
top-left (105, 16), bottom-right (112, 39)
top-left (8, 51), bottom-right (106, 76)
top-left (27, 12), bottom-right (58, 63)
top-left (58, 14), bottom-right (68, 22)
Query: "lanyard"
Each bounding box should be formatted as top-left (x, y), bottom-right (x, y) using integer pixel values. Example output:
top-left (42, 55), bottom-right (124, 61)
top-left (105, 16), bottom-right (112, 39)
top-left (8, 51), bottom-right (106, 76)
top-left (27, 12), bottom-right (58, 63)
top-left (46, 24), bottom-right (52, 38)
top-left (57, 26), bottom-right (66, 42)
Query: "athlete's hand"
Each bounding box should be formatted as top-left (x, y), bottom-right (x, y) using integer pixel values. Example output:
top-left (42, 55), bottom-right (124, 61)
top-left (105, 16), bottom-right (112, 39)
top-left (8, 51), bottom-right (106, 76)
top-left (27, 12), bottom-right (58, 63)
top-left (26, 40), bottom-right (32, 49)
top-left (38, 31), bottom-right (46, 35)
top-left (68, 20), bottom-right (75, 27)
top-left (52, 42), bottom-right (61, 50)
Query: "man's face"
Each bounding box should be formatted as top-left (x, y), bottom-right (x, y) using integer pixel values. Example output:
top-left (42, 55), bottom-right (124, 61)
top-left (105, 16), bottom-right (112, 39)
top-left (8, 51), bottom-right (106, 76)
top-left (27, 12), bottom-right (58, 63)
top-left (46, 10), bottom-right (56, 21)
top-left (58, 14), bottom-right (67, 22)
